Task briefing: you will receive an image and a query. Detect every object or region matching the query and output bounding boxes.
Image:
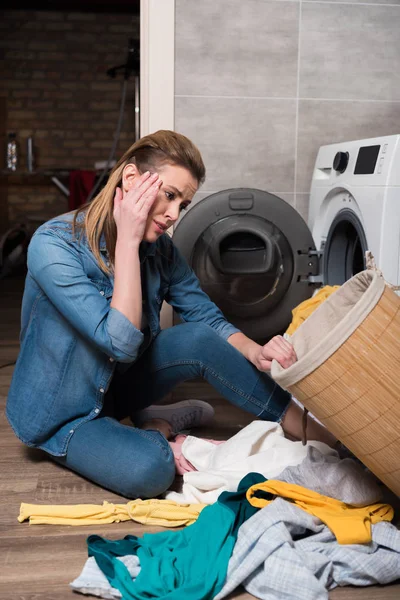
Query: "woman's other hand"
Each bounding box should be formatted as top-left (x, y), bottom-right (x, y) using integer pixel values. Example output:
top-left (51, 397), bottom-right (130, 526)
top-left (113, 171), bottom-right (162, 246)
top-left (251, 335), bottom-right (297, 372)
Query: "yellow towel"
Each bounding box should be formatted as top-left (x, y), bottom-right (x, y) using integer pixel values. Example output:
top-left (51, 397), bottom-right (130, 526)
top-left (246, 479), bottom-right (393, 545)
top-left (18, 498), bottom-right (206, 527)
top-left (286, 285), bottom-right (340, 336)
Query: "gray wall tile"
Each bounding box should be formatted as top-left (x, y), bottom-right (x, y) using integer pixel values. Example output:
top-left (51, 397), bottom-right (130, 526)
top-left (175, 96), bottom-right (296, 193)
top-left (175, 0), bottom-right (299, 97)
top-left (305, 0), bottom-right (399, 4)
top-left (295, 193), bottom-right (310, 224)
top-left (296, 99), bottom-right (400, 192)
top-left (300, 3), bottom-right (400, 101)
top-left (175, 0), bottom-right (400, 221)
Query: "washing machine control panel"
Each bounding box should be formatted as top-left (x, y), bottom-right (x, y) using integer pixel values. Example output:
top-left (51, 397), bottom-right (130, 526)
top-left (333, 151), bottom-right (349, 173)
top-left (353, 144), bottom-right (380, 175)
top-left (312, 134), bottom-right (400, 187)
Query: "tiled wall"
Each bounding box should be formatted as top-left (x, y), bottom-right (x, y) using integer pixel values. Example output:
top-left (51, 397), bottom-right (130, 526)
top-left (174, 0), bottom-right (400, 224)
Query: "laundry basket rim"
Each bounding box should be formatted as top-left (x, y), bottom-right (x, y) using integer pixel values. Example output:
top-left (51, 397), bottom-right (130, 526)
top-left (271, 269), bottom-right (386, 388)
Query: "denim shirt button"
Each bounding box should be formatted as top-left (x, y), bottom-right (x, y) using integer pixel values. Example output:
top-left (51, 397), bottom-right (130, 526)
top-left (109, 357), bottom-right (114, 363)
top-left (99, 387), bottom-right (105, 393)
top-left (99, 290), bottom-right (105, 296)
top-left (69, 429), bottom-right (74, 434)
top-left (94, 408), bottom-right (100, 414)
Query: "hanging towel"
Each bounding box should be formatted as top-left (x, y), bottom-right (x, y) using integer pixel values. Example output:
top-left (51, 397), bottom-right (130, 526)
top-left (68, 169), bottom-right (96, 210)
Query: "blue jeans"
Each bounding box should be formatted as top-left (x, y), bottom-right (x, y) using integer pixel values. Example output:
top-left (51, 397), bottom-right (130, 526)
top-left (57, 323), bottom-right (291, 498)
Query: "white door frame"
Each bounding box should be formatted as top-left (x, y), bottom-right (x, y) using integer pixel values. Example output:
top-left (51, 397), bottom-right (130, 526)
top-left (140, 0), bottom-right (175, 328)
top-left (140, 0), bottom-right (175, 136)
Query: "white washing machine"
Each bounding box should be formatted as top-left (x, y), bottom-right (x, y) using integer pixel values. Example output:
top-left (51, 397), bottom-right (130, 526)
top-left (171, 134), bottom-right (400, 342)
top-left (309, 134), bottom-right (400, 288)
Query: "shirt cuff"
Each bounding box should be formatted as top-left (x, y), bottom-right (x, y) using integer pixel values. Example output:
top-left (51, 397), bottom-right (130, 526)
top-left (107, 307), bottom-right (144, 361)
top-left (218, 322), bottom-right (242, 341)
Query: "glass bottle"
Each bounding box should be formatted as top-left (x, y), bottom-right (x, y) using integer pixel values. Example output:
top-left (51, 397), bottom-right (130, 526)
top-left (6, 132), bottom-right (18, 171)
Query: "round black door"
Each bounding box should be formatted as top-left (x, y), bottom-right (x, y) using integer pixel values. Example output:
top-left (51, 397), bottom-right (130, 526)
top-left (173, 188), bottom-right (319, 343)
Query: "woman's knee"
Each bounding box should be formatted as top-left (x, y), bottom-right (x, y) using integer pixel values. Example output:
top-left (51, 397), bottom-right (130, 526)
top-left (63, 423), bottom-right (176, 499)
top-left (118, 436), bottom-right (176, 499)
top-left (178, 322), bottom-right (221, 353)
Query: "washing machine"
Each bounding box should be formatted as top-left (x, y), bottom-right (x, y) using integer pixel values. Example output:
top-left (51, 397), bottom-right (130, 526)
top-left (309, 134), bottom-right (400, 289)
top-left (172, 134), bottom-right (400, 343)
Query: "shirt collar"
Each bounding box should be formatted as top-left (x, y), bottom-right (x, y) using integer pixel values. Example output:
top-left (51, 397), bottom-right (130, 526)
top-left (140, 241), bottom-right (157, 258)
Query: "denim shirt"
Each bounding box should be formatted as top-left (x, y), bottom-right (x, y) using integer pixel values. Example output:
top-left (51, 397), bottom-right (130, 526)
top-left (6, 214), bottom-right (239, 456)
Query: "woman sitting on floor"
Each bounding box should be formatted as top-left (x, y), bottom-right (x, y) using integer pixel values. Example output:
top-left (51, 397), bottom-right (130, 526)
top-left (6, 130), bottom-right (336, 498)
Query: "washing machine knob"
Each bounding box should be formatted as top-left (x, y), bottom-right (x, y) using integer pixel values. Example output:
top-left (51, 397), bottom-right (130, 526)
top-left (333, 151), bottom-right (349, 173)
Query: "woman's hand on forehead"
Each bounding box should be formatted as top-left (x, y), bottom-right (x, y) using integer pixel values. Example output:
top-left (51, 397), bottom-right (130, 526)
top-left (113, 171), bottom-right (162, 245)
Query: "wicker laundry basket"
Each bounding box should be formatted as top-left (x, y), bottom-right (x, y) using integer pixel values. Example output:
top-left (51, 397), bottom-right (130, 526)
top-left (271, 269), bottom-right (400, 497)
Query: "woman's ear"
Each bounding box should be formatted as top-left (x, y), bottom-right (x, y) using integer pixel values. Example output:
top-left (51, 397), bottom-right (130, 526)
top-left (122, 163), bottom-right (140, 194)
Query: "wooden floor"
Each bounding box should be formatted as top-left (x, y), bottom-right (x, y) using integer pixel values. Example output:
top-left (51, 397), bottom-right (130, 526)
top-left (1, 273), bottom-right (399, 599)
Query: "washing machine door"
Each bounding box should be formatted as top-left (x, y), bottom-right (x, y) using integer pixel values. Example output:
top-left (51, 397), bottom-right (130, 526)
top-left (173, 188), bottom-right (319, 343)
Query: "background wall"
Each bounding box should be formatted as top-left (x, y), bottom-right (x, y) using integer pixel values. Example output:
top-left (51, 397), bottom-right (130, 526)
top-left (174, 0), bottom-right (400, 225)
top-left (0, 8), bottom-right (139, 227)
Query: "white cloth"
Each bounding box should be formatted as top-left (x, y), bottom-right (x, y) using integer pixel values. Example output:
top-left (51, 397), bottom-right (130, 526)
top-left (165, 420), bottom-right (336, 504)
top-left (70, 555), bottom-right (140, 599)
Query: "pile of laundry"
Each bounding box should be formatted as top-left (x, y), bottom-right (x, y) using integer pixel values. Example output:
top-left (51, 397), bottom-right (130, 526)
top-left (18, 421), bottom-right (400, 599)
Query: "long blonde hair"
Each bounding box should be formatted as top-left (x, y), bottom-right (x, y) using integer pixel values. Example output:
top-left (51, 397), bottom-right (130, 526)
top-left (73, 130), bottom-right (206, 273)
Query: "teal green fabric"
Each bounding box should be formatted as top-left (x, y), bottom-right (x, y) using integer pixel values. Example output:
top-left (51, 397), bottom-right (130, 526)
top-left (87, 472), bottom-right (263, 599)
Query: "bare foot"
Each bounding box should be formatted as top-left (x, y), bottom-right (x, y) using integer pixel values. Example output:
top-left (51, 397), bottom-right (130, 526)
top-left (139, 418), bottom-right (173, 440)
